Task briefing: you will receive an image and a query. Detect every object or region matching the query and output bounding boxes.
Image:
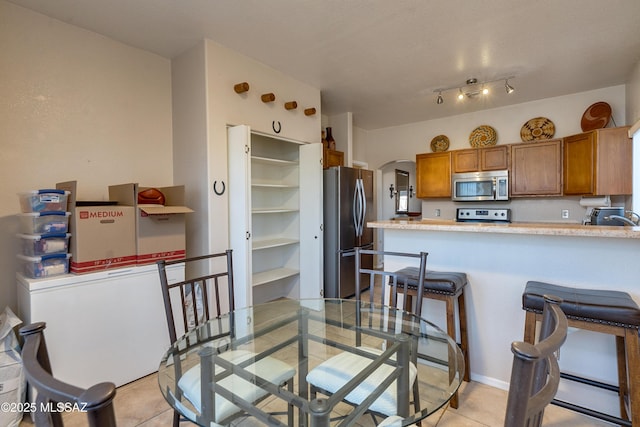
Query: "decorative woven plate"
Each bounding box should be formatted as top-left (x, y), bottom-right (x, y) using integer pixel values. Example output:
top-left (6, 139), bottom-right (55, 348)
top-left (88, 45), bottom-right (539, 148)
top-left (520, 117), bottom-right (555, 141)
top-left (430, 134), bottom-right (450, 152)
top-left (469, 125), bottom-right (497, 147)
top-left (581, 102), bottom-right (611, 132)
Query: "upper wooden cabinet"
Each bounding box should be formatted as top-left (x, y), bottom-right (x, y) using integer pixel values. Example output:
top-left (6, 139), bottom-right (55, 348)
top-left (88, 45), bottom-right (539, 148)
top-left (510, 139), bottom-right (563, 197)
top-left (416, 151), bottom-right (452, 198)
top-left (452, 146), bottom-right (509, 173)
top-left (452, 149), bottom-right (478, 173)
top-left (563, 126), bottom-right (632, 196)
top-left (323, 148), bottom-right (344, 169)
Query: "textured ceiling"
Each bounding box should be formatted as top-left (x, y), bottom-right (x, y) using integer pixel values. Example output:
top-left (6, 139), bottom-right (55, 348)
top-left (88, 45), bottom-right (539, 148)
top-left (8, 0), bottom-right (640, 129)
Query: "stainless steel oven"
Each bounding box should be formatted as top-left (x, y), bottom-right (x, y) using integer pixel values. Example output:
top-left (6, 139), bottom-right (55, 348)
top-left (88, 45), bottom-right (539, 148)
top-left (452, 170), bottom-right (509, 202)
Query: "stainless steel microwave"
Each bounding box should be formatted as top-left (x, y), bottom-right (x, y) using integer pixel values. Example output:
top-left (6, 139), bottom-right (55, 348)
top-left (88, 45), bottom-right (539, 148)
top-left (452, 170), bottom-right (509, 201)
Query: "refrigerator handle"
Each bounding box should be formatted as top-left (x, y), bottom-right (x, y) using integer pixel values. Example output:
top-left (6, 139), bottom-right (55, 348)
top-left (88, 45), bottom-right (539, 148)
top-left (352, 182), bottom-right (360, 237)
top-left (355, 178), bottom-right (365, 237)
top-left (360, 178), bottom-right (367, 235)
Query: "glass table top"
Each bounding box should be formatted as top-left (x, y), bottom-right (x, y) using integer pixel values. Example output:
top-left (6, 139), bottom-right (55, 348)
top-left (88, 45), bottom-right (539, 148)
top-left (158, 298), bottom-right (464, 426)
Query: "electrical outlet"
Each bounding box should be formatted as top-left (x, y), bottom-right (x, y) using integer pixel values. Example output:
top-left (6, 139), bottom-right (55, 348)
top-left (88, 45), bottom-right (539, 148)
top-left (435, 209), bottom-right (441, 217)
top-left (561, 209), bottom-right (569, 219)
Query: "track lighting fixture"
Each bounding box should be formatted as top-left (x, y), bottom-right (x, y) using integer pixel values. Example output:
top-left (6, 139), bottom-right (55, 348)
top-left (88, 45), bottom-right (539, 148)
top-left (434, 76), bottom-right (515, 105)
top-left (505, 79), bottom-right (515, 94)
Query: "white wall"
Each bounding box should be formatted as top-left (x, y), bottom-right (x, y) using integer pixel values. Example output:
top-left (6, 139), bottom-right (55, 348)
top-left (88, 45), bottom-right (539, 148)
top-left (172, 39), bottom-right (321, 263)
top-left (627, 60), bottom-right (640, 126)
top-left (0, 2), bottom-right (173, 312)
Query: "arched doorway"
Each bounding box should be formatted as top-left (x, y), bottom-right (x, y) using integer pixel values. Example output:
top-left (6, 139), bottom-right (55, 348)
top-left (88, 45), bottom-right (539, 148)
top-left (374, 159), bottom-right (421, 266)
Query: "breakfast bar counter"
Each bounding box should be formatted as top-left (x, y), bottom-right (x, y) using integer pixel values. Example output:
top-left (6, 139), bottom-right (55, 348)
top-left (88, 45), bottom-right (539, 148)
top-left (369, 219), bottom-right (640, 418)
top-left (369, 219), bottom-right (640, 239)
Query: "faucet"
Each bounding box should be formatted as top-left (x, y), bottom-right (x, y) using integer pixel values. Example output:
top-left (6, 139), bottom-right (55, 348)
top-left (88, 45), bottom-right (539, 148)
top-left (604, 215), bottom-right (639, 226)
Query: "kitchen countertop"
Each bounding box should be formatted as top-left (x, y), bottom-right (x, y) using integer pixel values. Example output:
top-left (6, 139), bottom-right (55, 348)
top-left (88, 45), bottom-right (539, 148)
top-left (369, 219), bottom-right (640, 239)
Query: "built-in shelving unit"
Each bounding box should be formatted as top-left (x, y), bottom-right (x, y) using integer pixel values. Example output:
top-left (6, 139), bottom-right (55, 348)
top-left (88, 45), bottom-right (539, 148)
top-left (228, 125), bottom-right (322, 308)
top-left (250, 135), bottom-right (301, 292)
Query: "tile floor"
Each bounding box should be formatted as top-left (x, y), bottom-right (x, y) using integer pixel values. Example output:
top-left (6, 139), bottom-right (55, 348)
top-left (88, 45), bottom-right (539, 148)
top-left (17, 292), bottom-right (618, 426)
top-left (19, 373), bottom-right (615, 426)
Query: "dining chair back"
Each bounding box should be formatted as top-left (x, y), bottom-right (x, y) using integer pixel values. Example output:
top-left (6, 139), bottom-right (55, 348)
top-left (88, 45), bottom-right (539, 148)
top-left (157, 250), bottom-right (234, 345)
top-left (306, 247), bottom-right (429, 423)
top-left (20, 322), bottom-right (117, 427)
top-left (504, 294), bottom-right (568, 427)
top-left (157, 250), bottom-right (295, 427)
top-left (355, 248), bottom-right (428, 314)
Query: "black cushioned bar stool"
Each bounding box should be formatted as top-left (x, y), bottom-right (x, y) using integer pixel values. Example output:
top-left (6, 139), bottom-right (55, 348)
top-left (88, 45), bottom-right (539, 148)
top-left (393, 267), bottom-right (470, 409)
top-left (523, 281), bottom-right (640, 427)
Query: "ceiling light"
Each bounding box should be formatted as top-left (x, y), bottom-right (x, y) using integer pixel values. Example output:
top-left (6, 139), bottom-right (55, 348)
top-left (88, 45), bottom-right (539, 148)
top-left (434, 76), bottom-right (515, 105)
top-left (505, 79), bottom-right (515, 94)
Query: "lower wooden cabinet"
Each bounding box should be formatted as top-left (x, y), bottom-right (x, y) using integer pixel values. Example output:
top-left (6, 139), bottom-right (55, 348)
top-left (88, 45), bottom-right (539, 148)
top-left (416, 151), bottom-right (452, 198)
top-left (510, 139), bottom-right (562, 196)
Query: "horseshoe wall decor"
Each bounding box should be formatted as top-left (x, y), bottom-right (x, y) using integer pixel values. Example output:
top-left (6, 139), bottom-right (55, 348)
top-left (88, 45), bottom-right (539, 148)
top-left (213, 180), bottom-right (225, 195)
top-left (272, 120), bottom-right (282, 134)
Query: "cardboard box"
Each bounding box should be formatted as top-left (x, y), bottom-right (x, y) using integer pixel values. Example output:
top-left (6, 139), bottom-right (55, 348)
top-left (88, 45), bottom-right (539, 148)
top-left (108, 183), bottom-right (193, 265)
top-left (56, 182), bottom-right (136, 273)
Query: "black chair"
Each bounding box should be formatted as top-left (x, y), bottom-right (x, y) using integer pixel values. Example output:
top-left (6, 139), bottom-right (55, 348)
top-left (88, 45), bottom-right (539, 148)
top-left (157, 250), bottom-right (295, 426)
top-left (504, 294), bottom-right (568, 427)
top-left (20, 322), bottom-right (117, 427)
top-left (306, 247), bottom-right (428, 422)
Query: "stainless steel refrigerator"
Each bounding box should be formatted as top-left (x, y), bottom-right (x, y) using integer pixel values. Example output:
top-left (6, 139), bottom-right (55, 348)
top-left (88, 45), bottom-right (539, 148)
top-left (323, 166), bottom-right (376, 298)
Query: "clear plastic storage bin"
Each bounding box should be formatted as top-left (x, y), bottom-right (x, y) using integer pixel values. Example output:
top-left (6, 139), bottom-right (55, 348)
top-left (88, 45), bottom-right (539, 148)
top-left (17, 212), bottom-right (71, 234)
top-left (18, 233), bottom-right (71, 256)
top-left (17, 253), bottom-right (71, 278)
top-left (18, 189), bottom-right (70, 213)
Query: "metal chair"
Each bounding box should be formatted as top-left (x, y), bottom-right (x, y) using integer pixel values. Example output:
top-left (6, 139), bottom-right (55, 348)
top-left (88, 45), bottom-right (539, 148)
top-left (157, 250), bottom-right (295, 426)
top-left (504, 294), bottom-right (568, 427)
top-left (20, 322), bottom-right (117, 427)
top-left (391, 267), bottom-right (469, 409)
top-left (306, 247), bottom-right (428, 422)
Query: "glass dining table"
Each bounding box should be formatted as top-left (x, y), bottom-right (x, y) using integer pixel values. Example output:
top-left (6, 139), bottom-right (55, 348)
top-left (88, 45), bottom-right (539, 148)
top-left (158, 298), bottom-right (464, 427)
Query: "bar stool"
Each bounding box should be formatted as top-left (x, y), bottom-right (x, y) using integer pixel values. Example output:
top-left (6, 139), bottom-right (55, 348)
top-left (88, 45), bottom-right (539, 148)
top-left (393, 267), bottom-right (470, 409)
top-left (522, 281), bottom-right (640, 426)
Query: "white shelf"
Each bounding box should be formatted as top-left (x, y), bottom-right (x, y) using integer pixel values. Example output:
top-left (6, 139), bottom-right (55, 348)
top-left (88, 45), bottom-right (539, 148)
top-left (252, 156), bottom-right (298, 166)
top-left (252, 208), bottom-right (299, 214)
top-left (252, 182), bottom-right (299, 188)
top-left (252, 268), bottom-right (299, 287)
top-left (253, 238), bottom-right (299, 251)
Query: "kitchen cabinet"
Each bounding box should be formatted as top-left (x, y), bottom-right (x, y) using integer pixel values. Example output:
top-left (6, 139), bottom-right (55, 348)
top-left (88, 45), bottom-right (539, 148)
top-left (510, 139), bottom-right (562, 196)
top-left (17, 264), bottom-right (184, 389)
top-left (323, 148), bottom-right (344, 169)
top-left (563, 126), bottom-right (632, 196)
top-left (452, 146), bottom-right (509, 173)
top-left (416, 151), bottom-right (452, 198)
top-left (228, 125), bottom-right (323, 308)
